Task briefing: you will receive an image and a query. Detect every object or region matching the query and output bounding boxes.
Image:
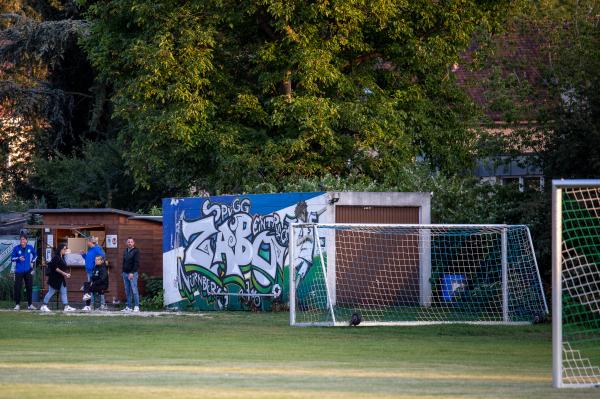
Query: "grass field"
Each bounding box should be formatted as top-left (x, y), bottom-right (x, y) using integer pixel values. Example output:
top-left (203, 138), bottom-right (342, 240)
top-left (0, 309), bottom-right (597, 399)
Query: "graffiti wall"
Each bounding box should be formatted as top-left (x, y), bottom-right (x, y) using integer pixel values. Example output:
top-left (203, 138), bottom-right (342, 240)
top-left (162, 192), bottom-right (331, 310)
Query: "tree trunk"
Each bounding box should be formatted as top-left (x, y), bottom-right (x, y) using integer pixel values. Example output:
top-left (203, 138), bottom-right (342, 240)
top-left (282, 69), bottom-right (292, 101)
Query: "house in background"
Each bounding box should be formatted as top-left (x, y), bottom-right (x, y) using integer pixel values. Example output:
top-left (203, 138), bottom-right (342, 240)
top-left (454, 24), bottom-right (548, 192)
top-left (474, 155), bottom-right (545, 192)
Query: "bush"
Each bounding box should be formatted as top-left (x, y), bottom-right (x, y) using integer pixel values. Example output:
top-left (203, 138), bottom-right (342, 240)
top-left (140, 274), bottom-right (164, 310)
top-left (268, 164), bottom-right (532, 224)
top-left (0, 275), bottom-right (13, 301)
top-left (140, 289), bottom-right (164, 311)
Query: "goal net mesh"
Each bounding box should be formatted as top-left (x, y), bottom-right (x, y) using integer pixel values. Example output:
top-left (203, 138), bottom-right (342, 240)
top-left (291, 224), bottom-right (547, 326)
top-left (558, 186), bottom-right (600, 386)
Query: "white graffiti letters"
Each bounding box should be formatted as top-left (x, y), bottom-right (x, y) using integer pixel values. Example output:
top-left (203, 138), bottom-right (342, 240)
top-left (180, 198), bottom-right (287, 296)
top-left (182, 218), bottom-right (220, 277)
top-left (251, 230), bottom-right (285, 287)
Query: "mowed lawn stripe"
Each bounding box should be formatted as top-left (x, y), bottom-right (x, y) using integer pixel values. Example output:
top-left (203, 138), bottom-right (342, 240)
top-left (0, 383), bottom-right (482, 399)
top-left (0, 362), bottom-right (550, 383)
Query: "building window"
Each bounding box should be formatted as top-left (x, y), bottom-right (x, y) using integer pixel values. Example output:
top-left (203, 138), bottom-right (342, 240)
top-left (500, 176), bottom-right (543, 192)
top-left (502, 177), bottom-right (521, 191)
top-left (524, 176), bottom-right (543, 192)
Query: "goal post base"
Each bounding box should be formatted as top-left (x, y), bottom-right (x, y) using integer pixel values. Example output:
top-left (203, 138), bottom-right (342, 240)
top-left (293, 321), bottom-right (534, 327)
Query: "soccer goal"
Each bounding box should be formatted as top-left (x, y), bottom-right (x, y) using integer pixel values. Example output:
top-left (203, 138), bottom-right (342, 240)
top-left (552, 180), bottom-right (600, 388)
top-left (289, 223), bottom-right (547, 327)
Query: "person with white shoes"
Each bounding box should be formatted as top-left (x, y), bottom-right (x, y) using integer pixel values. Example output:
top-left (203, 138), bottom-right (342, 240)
top-left (11, 234), bottom-right (37, 311)
top-left (81, 236), bottom-right (106, 310)
top-left (40, 243), bottom-right (76, 313)
top-left (121, 237), bottom-right (141, 313)
top-left (14, 304), bottom-right (36, 310)
top-left (81, 255), bottom-right (109, 311)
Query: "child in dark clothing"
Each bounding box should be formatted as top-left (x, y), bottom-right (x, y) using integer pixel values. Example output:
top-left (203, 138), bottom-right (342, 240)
top-left (82, 255), bottom-right (109, 311)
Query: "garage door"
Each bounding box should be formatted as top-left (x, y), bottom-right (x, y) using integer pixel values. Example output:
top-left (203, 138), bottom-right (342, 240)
top-left (334, 206), bottom-right (421, 307)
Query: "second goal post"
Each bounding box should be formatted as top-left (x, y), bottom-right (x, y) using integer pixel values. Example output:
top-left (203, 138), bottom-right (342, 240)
top-left (289, 223), bottom-right (548, 327)
top-left (552, 180), bottom-right (600, 388)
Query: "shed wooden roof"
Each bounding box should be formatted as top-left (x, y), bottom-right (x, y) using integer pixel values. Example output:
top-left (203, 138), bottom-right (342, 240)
top-left (29, 208), bottom-right (136, 217)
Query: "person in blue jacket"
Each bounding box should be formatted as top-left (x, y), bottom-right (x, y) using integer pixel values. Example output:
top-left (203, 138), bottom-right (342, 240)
top-left (81, 236), bottom-right (106, 310)
top-left (11, 234), bottom-right (37, 311)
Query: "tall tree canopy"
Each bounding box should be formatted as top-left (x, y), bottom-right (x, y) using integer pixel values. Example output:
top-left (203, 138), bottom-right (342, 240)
top-left (83, 0), bottom-right (512, 193)
top-left (0, 1), bottom-right (94, 200)
top-left (536, 0), bottom-right (600, 179)
top-left (1, 1), bottom-right (166, 210)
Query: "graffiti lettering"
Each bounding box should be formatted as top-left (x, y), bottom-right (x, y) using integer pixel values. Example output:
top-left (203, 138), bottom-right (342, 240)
top-left (176, 198), bottom-right (326, 309)
top-left (178, 198), bottom-right (290, 306)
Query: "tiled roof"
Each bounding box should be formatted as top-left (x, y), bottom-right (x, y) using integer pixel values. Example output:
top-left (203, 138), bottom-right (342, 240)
top-left (454, 25), bottom-right (551, 122)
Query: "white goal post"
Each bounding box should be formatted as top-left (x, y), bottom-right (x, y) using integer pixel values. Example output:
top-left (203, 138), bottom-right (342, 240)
top-left (552, 179), bottom-right (600, 388)
top-left (289, 223), bottom-right (548, 327)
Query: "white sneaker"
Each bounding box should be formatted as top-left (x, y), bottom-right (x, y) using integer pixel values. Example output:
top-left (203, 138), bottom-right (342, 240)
top-left (82, 293), bottom-right (92, 301)
top-left (99, 304), bottom-right (108, 311)
top-left (40, 304), bottom-right (51, 312)
top-left (13, 304), bottom-right (20, 311)
top-left (82, 306), bottom-right (91, 311)
top-left (133, 306), bottom-right (140, 312)
top-left (27, 304), bottom-right (37, 310)
top-left (121, 307), bottom-right (132, 312)
top-left (63, 305), bottom-right (76, 312)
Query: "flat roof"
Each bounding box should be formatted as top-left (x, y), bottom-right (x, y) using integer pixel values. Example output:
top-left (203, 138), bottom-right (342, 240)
top-left (29, 208), bottom-right (136, 217)
top-left (128, 216), bottom-right (163, 223)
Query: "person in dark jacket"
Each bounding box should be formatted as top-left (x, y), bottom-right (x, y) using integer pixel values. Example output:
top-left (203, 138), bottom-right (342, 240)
top-left (11, 234), bottom-right (37, 310)
top-left (82, 255), bottom-right (109, 311)
top-left (121, 237), bottom-right (140, 312)
top-left (40, 243), bottom-right (76, 312)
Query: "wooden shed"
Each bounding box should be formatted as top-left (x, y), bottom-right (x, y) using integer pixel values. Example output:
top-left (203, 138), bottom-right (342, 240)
top-left (27, 208), bottom-right (162, 304)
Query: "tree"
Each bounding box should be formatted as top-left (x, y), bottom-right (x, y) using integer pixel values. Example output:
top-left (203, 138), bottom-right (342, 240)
top-left (0, 1), bottom-right (96, 201)
top-left (83, 0), bottom-right (513, 194)
top-left (33, 138), bottom-right (164, 209)
top-left (536, 0), bottom-right (600, 179)
top-left (1, 1), bottom-right (168, 211)
top-left (471, 0), bottom-right (600, 179)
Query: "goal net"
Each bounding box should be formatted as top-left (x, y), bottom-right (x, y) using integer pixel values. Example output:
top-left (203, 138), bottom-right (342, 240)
top-left (552, 180), bottom-right (600, 388)
top-left (290, 223), bottom-right (547, 327)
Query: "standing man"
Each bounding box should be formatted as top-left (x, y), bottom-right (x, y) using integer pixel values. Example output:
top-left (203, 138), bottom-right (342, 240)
top-left (11, 234), bottom-right (37, 310)
top-left (121, 237), bottom-right (140, 312)
top-left (81, 236), bottom-right (106, 310)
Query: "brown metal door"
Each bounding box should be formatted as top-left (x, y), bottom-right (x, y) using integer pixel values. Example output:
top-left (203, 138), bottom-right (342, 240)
top-left (334, 206), bottom-right (421, 308)
top-left (335, 206), bottom-right (419, 224)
